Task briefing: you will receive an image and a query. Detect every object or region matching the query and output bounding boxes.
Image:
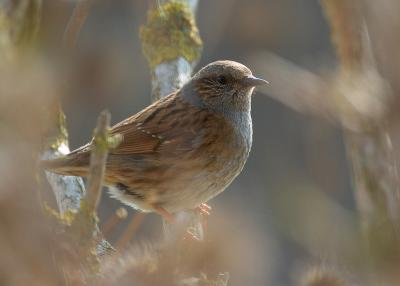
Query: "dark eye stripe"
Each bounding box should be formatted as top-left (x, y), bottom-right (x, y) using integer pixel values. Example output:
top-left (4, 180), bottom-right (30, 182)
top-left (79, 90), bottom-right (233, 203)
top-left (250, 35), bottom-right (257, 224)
top-left (216, 76), bottom-right (227, 85)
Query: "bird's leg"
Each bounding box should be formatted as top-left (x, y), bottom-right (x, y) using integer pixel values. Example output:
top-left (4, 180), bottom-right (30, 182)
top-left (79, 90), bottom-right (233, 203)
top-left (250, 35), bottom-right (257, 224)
top-left (154, 203), bottom-right (212, 241)
top-left (153, 204), bottom-right (175, 224)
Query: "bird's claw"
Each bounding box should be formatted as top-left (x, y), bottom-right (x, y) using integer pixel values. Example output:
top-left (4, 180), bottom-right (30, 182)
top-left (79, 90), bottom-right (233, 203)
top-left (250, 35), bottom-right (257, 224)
top-left (197, 203), bottom-right (212, 216)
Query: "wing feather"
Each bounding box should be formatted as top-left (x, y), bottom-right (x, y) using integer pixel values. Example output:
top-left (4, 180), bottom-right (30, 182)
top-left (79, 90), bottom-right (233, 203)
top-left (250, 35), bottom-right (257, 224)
top-left (109, 92), bottom-right (179, 155)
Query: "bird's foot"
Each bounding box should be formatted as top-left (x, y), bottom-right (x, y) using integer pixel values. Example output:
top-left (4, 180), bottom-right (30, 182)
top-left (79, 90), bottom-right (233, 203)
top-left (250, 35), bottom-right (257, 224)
top-left (197, 203), bottom-right (212, 216)
top-left (197, 203), bottom-right (211, 231)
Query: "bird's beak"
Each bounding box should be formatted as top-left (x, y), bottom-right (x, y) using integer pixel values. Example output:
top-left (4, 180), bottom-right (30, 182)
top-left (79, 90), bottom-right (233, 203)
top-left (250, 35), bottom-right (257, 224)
top-left (241, 75), bottom-right (269, 87)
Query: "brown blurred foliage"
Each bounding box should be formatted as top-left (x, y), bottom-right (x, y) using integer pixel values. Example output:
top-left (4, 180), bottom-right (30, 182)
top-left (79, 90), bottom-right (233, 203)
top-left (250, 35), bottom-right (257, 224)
top-left (3, 0), bottom-right (400, 286)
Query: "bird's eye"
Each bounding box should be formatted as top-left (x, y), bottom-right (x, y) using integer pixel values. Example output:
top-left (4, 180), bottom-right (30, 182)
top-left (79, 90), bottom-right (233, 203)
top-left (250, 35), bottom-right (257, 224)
top-left (216, 76), bottom-right (227, 85)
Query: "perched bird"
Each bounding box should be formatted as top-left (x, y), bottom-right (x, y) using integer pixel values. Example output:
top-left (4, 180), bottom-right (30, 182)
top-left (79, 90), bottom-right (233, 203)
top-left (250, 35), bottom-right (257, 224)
top-left (43, 60), bottom-right (267, 220)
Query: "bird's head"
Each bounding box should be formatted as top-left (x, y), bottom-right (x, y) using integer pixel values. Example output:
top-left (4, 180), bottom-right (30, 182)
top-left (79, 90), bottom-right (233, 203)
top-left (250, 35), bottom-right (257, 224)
top-left (182, 60), bottom-right (268, 113)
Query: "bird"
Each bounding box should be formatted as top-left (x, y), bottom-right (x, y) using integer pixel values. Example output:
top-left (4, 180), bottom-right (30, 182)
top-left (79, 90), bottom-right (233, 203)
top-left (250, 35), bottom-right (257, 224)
top-left (43, 60), bottom-right (268, 221)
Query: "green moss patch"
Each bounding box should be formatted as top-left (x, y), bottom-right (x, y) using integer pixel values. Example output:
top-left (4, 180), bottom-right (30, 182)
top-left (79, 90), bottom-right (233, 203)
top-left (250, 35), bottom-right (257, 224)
top-left (140, 1), bottom-right (203, 68)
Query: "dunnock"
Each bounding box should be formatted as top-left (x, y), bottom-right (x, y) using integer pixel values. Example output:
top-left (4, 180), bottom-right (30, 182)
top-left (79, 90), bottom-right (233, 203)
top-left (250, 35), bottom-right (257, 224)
top-left (43, 60), bottom-right (268, 220)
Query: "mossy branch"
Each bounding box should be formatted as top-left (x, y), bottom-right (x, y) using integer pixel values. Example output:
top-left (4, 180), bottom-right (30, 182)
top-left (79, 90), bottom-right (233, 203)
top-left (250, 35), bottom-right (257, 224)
top-left (139, 1), bottom-right (229, 285)
top-left (140, 1), bottom-right (202, 69)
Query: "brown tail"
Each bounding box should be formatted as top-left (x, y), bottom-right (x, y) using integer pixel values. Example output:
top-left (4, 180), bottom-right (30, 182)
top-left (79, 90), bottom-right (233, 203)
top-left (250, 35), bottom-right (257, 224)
top-left (41, 151), bottom-right (90, 177)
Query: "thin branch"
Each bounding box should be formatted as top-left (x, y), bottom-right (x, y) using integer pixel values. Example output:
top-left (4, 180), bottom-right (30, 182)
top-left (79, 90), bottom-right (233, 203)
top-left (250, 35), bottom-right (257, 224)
top-left (63, 0), bottom-right (94, 49)
top-left (68, 111), bottom-right (117, 260)
top-left (86, 110), bottom-right (111, 212)
top-left (115, 213), bottom-right (146, 251)
top-left (320, 0), bottom-right (363, 70)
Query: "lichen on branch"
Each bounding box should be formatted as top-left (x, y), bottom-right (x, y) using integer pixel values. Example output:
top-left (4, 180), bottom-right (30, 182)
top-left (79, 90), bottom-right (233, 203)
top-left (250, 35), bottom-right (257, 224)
top-left (140, 1), bottom-right (202, 69)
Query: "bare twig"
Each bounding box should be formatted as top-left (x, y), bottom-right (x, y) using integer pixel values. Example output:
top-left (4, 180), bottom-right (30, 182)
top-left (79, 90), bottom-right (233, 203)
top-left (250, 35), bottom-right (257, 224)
top-left (86, 110), bottom-right (111, 212)
top-left (68, 111), bottom-right (117, 262)
top-left (102, 207), bottom-right (128, 237)
top-left (63, 0), bottom-right (94, 49)
top-left (115, 213), bottom-right (146, 251)
top-left (320, 0), bottom-right (363, 70)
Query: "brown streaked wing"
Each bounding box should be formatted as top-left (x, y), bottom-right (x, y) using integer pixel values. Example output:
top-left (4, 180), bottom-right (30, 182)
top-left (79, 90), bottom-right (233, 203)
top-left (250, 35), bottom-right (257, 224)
top-left (109, 91), bottom-right (187, 155)
top-left (109, 125), bottom-right (162, 154)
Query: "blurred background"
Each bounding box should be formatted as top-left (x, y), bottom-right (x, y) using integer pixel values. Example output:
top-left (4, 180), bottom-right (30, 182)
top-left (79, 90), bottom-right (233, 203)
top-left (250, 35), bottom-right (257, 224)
top-left (39, 1), bottom-right (354, 285)
top-left (1, 0), bottom-right (375, 285)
